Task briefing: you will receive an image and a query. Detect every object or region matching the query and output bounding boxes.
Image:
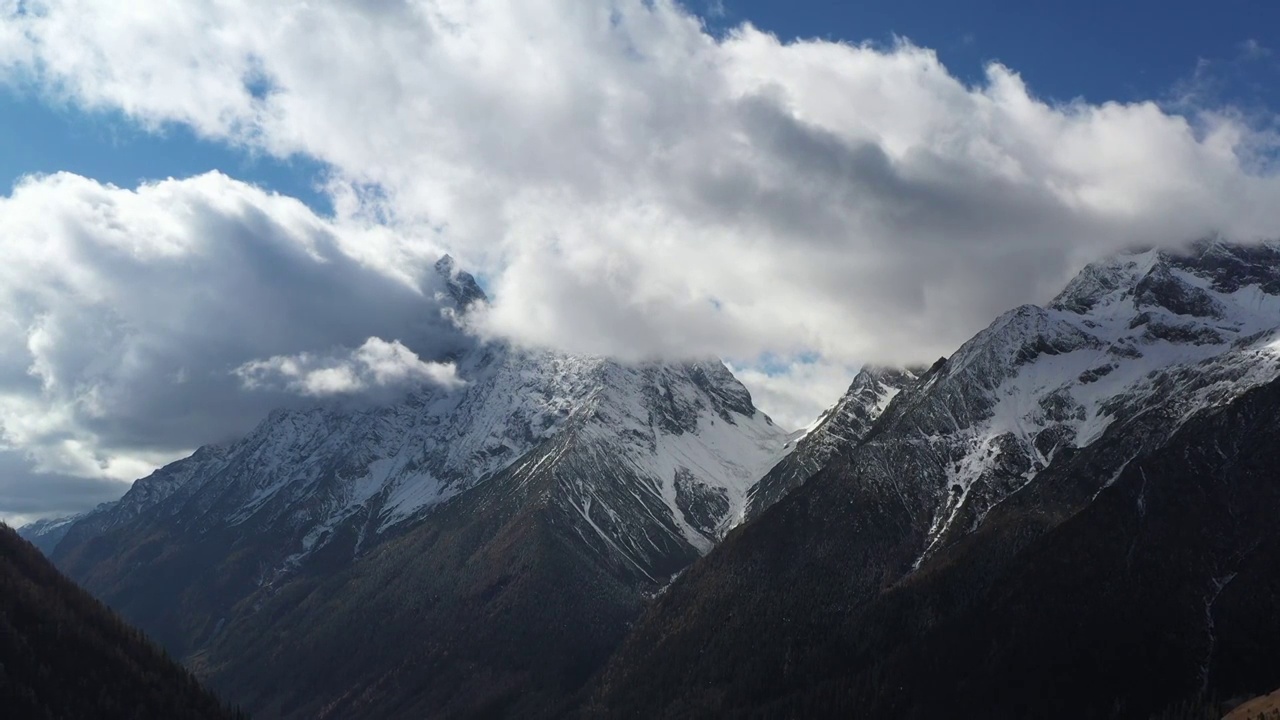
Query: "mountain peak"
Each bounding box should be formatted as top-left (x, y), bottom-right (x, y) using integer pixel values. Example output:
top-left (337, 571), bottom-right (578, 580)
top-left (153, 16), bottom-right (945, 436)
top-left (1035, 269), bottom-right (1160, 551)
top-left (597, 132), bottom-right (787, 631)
top-left (1051, 239), bottom-right (1280, 317)
top-left (743, 361), bottom-right (925, 519)
top-left (434, 253), bottom-right (487, 308)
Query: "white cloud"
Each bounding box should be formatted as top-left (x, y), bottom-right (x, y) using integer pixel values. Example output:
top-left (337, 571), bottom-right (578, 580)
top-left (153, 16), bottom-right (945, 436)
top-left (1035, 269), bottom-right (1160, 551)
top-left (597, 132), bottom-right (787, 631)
top-left (3, 1), bottom-right (1280, 509)
top-left (727, 357), bottom-right (864, 430)
top-left (0, 171), bottom-right (472, 515)
top-left (236, 337), bottom-right (465, 397)
top-left (4, 2), bottom-right (1279, 366)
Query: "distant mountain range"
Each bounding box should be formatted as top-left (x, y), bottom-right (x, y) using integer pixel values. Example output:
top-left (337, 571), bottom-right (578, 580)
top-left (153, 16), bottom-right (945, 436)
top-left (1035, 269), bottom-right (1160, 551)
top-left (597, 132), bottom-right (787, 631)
top-left (24, 240), bottom-right (1280, 718)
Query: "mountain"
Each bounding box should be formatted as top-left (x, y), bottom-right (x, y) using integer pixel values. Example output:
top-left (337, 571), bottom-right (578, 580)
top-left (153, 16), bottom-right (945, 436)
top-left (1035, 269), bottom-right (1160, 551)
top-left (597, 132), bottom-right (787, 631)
top-left (0, 523), bottom-right (239, 719)
top-left (590, 239), bottom-right (1280, 718)
top-left (19, 513), bottom-right (83, 555)
top-left (47, 257), bottom-right (791, 717)
top-left (745, 365), bottom-right (924, 520)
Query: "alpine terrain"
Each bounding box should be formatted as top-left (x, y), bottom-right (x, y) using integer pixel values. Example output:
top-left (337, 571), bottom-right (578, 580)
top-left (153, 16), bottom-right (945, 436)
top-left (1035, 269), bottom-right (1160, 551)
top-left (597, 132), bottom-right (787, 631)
top-left (40, 257), bottom-right (794, 717)
top-left (591, 239), bottom-right (1280, 718)
top-left (29, 240), bottom-right (1280, 719)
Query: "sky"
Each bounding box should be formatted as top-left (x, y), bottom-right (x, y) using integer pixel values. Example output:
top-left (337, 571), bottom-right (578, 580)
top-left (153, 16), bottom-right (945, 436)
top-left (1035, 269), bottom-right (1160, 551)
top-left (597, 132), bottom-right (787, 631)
top-left (1, 0), bottom-right (1278, 522)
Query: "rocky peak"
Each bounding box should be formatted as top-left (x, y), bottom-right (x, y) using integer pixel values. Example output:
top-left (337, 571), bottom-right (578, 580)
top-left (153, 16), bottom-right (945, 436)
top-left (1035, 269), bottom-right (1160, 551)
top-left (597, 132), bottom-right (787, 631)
top-left (1164, 238), bottom-right (1280, 294)
top-left (1051, 239), bottom-right (1280, 318)
top-left (865, 239), bottom-right (1280, 567)
top-left (743, 362), bottom-right (925, 520)
top-left (434, 253), bottom-right (487, 308)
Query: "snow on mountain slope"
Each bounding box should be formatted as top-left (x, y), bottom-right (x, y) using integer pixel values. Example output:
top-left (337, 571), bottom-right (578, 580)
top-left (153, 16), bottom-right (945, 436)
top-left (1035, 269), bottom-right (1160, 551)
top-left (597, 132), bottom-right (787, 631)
top-left (51, 256), bottom-right (790, 584)
top-left (872, 240), bottom-right (1280, 564)
top-left (564, 361), bottom-right (787, 548)
top-left (744, 365), bottom-right (924, 519)
top-left (17, 513), bottom-right (83, 554)
top-left (57, 345), bottom-right (788, 583)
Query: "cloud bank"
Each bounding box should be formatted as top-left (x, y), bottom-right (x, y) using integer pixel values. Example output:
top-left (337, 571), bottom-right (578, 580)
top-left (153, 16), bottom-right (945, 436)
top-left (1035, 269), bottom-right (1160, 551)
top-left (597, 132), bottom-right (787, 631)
top-left (2, 0), bottom-right (1280, 515)
top-left (6, 0), bottom-right (1279, 363)
top-left (0, 171), bottom-right (470, 519)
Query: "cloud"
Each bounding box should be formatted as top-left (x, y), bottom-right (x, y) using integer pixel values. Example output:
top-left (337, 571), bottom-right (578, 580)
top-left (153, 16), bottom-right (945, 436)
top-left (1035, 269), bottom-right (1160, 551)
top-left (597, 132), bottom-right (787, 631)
top-left (726, 357), bottom-right (862, 431)
top-left (0, 449), bottom-right (127, 525)
top-left (1171, 38), bottom-right (1280, 124)
top-left (3, 1), bottom-right (1280, 509)
top-left (236, 337), bottom-right (465, 397)
top-left (1239, 38), bottom-right (1272, 60)
top-left (0, 171), bottom-right (471, 516)
top-left (5, 1), bottom-right (1277, 369)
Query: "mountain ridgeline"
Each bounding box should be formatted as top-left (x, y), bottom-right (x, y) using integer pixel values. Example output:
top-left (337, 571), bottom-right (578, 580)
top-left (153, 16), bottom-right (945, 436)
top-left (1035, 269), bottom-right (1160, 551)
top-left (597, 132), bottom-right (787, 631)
top-left (33, 257), bottom-right (796, 717)
top-left (591, 240), bottom-right (1280, 717)
top-left (28, 240), bottom-right (1280, 718)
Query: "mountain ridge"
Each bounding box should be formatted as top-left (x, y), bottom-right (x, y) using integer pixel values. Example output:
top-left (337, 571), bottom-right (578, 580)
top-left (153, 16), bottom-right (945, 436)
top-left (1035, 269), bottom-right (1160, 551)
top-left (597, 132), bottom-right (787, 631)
top-left (34, 239), bottom-right (1280, 718)
top-left (589, 239), bottom-right (1280, 717)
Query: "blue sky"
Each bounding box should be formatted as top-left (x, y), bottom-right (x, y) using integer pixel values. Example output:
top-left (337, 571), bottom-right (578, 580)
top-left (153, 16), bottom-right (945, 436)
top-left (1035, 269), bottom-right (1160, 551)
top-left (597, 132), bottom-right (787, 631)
top-left (715, 0), bottom-right (1280, 105)
top-left (0, 88), bottom-right (332, 211)
top-left (3, 0), bottom-right (1276, 217)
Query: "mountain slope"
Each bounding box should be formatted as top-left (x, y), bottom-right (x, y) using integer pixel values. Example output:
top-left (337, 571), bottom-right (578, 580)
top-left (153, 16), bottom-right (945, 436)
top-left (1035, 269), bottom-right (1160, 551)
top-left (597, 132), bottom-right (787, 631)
top-left (0, 523), bottom-right (239, 720)
top-left (745, 365), bottom-right (923, 520)
top-left (46, 253), bottom-right (790, 716)
top-left (590, 240), bottom-right (1280, 717)
top-left (19, 513), bottom-right (82, 555)
top-left (199, 427), bottom-right (665, 718)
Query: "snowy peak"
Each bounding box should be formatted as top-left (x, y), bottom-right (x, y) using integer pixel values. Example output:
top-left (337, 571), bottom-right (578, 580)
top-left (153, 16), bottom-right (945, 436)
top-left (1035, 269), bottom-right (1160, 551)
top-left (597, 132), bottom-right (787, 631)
top-left (883, 239), bottom-right (1280, 565)
top-left (1051, 240), bottom-right (1280, 318)
top-left (507, 357), bottom-right (788, 577)
top-left (743, 363), bottom-right (925, 520)
top-left (17, 514), bottom-right (82, 555)
top-left (1050, 248), bottom-right (1162, 315)
top-left (814, 364), bottom-right (925, 445)
top-left (1164, 239), bottom-right (1280, 295)
top-left (434, 253), bottom-right (487, 308)
top-left (52, 332), bottom-right (789, 587)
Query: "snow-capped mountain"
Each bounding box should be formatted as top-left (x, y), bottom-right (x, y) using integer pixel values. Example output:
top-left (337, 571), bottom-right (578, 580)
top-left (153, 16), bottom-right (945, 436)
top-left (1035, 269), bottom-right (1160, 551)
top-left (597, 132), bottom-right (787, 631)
top-left (53, 258), bottom-right (788, 581)
top-left (17, 513), bottom-right (82, 555)
top-left (49, 240), bottom-right (1280, 719)
top-left (57, 346), bottom-right (787, 584)
top-left (886, 239), bottom-right (1280, 563)
top-left (745, 364), bottom-right (924, 519)
top-left (46, 254), bottom-right (792, 717)
top-left (592, 239), bottom-right (1280, 718)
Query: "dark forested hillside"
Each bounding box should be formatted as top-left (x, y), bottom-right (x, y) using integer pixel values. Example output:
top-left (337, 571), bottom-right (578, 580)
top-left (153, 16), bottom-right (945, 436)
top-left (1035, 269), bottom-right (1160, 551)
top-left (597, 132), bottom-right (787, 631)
top-left (0, 523), bottom-right (240, 720)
